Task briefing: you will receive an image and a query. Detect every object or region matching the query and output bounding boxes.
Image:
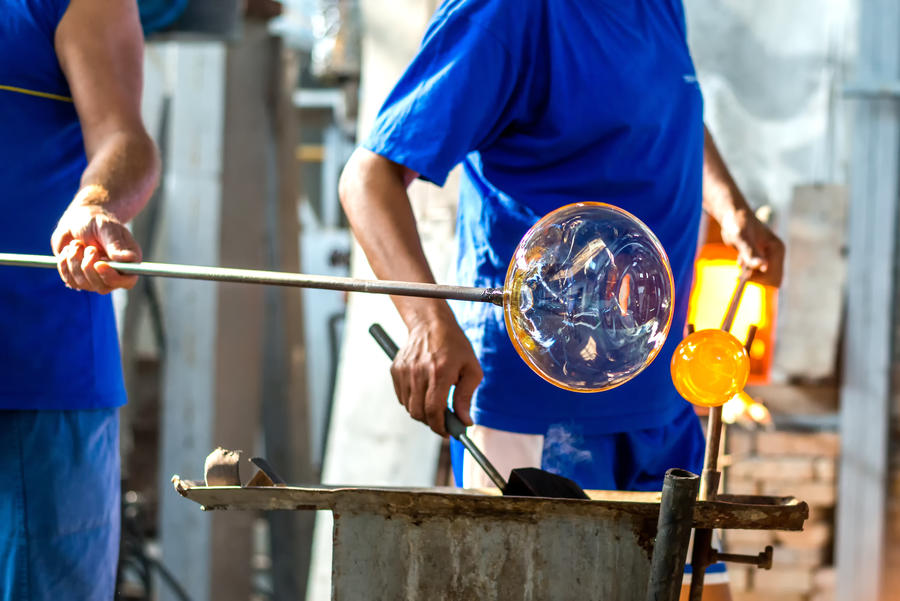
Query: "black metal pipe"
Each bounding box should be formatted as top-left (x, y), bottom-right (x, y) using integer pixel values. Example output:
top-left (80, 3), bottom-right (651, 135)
top-left (687, 527), bottom-right (713, 601)
top-left (645, 468), bottom-right (700, 601)
top-left (0, 253), bottom-right (504, 306)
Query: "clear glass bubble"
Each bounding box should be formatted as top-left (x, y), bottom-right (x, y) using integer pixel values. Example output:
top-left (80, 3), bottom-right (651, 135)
top-left (671, 329), bottom-right (750, 407)
top-left (503, 202), bottom-right (675, 392)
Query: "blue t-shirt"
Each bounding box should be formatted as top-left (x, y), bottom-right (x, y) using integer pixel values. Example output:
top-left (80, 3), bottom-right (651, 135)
top-left (364, 0), bottom-right (704, 434)
top-left (0, 0), bottom-right (126, 410)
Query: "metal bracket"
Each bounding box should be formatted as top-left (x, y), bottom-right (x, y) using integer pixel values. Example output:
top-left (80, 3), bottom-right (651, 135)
top-left (711, 545), bottom-right (774, 570)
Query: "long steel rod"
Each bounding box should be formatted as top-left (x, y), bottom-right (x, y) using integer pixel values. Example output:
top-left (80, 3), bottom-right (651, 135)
top-left (0, 253), bottom-right (504, 306)
top-left (690, 271), bottom-right (752, 601)
top-left (702, 270), bottom-right (751, 500)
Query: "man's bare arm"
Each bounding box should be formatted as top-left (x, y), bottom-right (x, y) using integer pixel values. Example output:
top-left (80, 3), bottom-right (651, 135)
top-left (702, 126), bottom-right (784, 287)
top-left (339, 149), bottom-right (481, 436)
top-left (51, 0), bottom-right (160, 293)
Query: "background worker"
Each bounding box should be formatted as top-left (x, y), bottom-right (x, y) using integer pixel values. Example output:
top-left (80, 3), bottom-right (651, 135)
top-left (0, 0), bottom-right (159, 599)
top-left (339, 0), bottom-right (783, 597)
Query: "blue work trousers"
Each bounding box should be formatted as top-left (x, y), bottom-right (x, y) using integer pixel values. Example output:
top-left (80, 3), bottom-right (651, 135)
top-left (0, 409), bottom-right (120, 601)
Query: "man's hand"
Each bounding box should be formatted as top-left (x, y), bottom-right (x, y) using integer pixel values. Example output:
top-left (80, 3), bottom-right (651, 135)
top-left (719, 208), bottom-right (785, 287)
top-left (51, 191), bottom-right (142, 294)
top-left (390, 313), bottom-right (482, 437)
top-left (702, 126), bottom-right (785, 287)
top-left (339, 149), bottom-right (484, 434)
top-left (49, 0), bottom-right (159, 294)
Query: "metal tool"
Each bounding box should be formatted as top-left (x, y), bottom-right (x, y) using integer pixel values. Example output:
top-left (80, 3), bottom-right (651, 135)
top-left (368, 323), bottom-right (508, 490)
top-left (0, 253), bottom-right (504, 305)
top-left (688, 269), bottom-right (756, 600)
top-left (367, 323), bottom-right (588, 499)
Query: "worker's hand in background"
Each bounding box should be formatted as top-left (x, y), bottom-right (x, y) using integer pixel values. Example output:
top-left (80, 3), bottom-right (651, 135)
top-left (719, 208), bottom-right (785, 288)
top-left (51, 196), bottom-right (142, 294)
top-left (391, 312), bottom-right (483, 437)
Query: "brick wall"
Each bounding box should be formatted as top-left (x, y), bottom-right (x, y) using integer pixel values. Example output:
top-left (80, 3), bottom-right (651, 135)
top-left (724, 426), bottom-right (839, 601)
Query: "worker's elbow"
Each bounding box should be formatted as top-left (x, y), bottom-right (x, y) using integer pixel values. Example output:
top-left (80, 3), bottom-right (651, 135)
top-left (136, 130), bottom-right (161, 211)
top-left (337, 153), bottom-right (359, 213)
top-left (339, 147), bottom-right (380, 213)
top-left (339, 147), bottom-right (411, 218)
top-left (148, 136), bottom-right (162, 192)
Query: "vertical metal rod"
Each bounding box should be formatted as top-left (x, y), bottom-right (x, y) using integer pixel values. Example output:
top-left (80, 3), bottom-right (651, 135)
top-left (698, 409), bottom-right (723, 502)
top-left (720, 270), bottom-right (750, 332)
top-left (701, 271), bottom-right (750, 501)
top-left (690, 272), bottom-right (751, 600)
top-left (646, 468), bottom-right (700, 601)
top-left (687, 529), bottom-right (713, 601)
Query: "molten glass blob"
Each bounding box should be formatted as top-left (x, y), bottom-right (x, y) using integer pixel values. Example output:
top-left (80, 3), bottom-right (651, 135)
top-left (671, 329), bottom-right (750, 407)
top-left (504, 202), bottom-right (675, 392)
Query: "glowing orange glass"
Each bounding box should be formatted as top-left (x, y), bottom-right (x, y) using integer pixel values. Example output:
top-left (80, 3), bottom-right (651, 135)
top-left (670, 329), bottom-right (750, 407)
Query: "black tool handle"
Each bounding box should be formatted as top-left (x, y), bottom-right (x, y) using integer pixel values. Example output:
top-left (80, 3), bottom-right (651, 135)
top-left (368, 324), bottom-right (469, 437)
top-left (368, 323), bottom-right (400, 358)
top-left (367, 323), bottom-right (508, 490)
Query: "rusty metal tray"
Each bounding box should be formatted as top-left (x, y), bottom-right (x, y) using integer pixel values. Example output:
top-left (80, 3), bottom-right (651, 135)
top-left (172, 478), bottom-right (808, 531)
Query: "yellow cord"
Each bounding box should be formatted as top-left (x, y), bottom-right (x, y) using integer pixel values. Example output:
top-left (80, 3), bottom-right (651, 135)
top-left (0, 84), bottom-right (72, 103)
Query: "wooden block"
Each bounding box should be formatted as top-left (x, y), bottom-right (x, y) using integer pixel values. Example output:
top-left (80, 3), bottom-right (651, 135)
top-left (753, 567), bottom-right (814, 593)
top-left (772, 184), bottom-right (847, 381)
top-left (774, 522), bottom-right (832, 549)
top-left (757, 431), bottom-right (840, 458)
top-left (728, 457), bottom-right (815, 482)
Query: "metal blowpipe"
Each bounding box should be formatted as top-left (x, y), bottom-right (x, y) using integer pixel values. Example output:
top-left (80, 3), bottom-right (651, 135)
top-left (0, 253), bottom-right (505, 306)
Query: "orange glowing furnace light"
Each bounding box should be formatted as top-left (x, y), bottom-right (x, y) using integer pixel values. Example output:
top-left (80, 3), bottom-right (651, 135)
top-left (686, 243), bottom-right (777, 384)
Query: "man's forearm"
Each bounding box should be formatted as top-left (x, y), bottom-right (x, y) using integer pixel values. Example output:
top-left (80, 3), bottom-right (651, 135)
top-left (700, 125), bottom-right (785, 285)
top-left (338, 148), bottom-right (455, 329)
top-left (75, 129), bottom-right (160, 222)
top-left (701, 125), bottom-right (752, 230)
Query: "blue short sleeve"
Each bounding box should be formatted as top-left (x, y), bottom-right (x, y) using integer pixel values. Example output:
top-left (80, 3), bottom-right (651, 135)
top-left (28, 0), bottom-right (72, 34)
top-left (363, 4), bottom-right (523, 186)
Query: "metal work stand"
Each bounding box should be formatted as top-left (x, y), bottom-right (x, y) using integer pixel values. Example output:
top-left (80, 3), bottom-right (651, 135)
top-left (646, 469), bottom-right (701, 601)
top-left (688, 275), bottom-right (776, 600)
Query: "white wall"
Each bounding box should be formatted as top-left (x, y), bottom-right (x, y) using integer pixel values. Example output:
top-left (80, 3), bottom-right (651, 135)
top-left (686, 0), bottom-right (858, 211)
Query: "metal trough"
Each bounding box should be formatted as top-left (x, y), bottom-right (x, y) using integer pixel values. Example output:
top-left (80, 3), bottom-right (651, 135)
top-left (173, 473), bottom-right (807, 601)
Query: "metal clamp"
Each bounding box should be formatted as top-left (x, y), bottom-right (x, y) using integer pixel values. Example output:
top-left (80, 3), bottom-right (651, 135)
top-left (710, 545), bottom-right (773, 570)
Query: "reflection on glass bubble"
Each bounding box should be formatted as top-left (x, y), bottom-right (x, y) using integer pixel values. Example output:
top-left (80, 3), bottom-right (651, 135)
top-left (503, 203), bottom-right (674, 392)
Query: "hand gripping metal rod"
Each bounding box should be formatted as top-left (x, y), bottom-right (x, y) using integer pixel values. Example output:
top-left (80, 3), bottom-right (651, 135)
top-left (368, 323), bottom-right (508, 491)
top-left (0, 253), bottom-right (504, 306)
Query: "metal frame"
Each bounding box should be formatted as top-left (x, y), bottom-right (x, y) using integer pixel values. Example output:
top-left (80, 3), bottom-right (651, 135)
top-left (836, 0), bottom-right (900, 598)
